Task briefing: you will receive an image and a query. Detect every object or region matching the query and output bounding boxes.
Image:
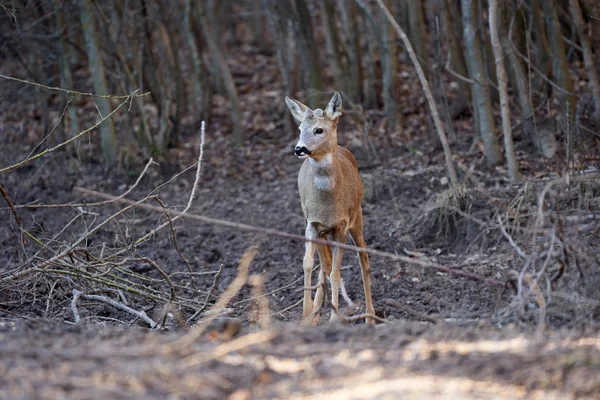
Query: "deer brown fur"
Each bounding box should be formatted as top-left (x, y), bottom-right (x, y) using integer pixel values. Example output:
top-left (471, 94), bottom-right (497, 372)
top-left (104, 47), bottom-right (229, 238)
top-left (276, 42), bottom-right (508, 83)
top-left (285, 92), bottom-right (375, 325)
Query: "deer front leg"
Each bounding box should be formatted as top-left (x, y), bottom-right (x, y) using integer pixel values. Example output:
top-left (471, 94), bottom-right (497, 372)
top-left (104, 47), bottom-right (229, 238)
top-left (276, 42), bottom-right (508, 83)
top-left (329, 232), bottom-right (346, 323)
top-left (302, 225), bottom-right (317, 324)
top-left (313, 244), bottom-right (332, 325)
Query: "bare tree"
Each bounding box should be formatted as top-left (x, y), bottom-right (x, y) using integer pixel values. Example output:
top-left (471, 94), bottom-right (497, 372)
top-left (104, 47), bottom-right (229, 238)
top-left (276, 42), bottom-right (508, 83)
top-left (489, 0), bottom-right (520, 181)
top-left (339, 0), bottom-right (364, 103)
top-left (499, 2), bottom-right (534, 140)
top-left (541, 0), bottom-right (576, 129)
top-left (320, 1), bottom-right (347, 92)
top-left (79, 0), bottom-right (118, 165)
top-left (569, 0), bottom-right (600, 125)
top-left (441, 0), bottom-right (471, 118)
top-left (407, 0), bottom-right (428, 80)
top-left (53, 0), bottom-right (80, 145)
top-left (530, 0), bottom-right (553, 95)
top-left (197, 0), bottom-right (243, 144)
top-left (184, 0), bottom-right (207, 120)
top-left (461, 0), bottom-right (502, 165)
top-left (375, 0), bottom-right (458, 185)
top-left (292, 0), bottom-right (322, 107)
top-left (355, 0), bottom-right (400, 130)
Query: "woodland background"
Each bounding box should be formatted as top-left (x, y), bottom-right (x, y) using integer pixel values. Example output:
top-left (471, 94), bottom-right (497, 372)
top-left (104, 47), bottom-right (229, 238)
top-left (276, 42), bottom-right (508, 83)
top-left (1, 0), bottom-right (600, 398)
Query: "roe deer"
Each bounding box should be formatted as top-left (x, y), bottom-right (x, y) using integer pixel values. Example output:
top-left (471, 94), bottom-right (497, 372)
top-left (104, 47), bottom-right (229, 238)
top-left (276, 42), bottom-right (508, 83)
top-left (285, 92), bottom-right (375, 325)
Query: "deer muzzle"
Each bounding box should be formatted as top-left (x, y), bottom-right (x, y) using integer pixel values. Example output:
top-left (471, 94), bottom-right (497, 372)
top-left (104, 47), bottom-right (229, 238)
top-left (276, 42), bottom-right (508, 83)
top-left (295, 146), bottom-right (312, 157)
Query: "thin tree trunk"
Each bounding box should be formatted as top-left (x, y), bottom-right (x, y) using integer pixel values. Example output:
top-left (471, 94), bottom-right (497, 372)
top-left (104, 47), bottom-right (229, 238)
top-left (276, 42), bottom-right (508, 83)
top-left (54, 0), bottom-right (80, 147)
top-left (155, 1), bottom-right (182, 148)
top-left (140, 0), bottom-right (162, 114)
top-left (407, 0), bottom-right (428, 80)
top-left (197, 0), bottom-right (243, 144)
top-left (355, 0), bottom-right (399, 130)
top-left (499, 3), bottom-right (534, 140)
top-left (569, 0), bottom-right (600, 124)
top-left (375, 0), bottom-right (458, 185)
top-left (580, 0), bottom-right (600, 70)
top-left (479, 0), bottom-right (498, 103)
top-left (79, 0), bottom-right (117, 166)
top-left (441, 0), bottom-right (470, 118)
top-left (380, 0), bottom-right (400, 130)
top-left (263, 0), bottom-right (293, 134)
top-left (541, 0), bottom-right (576, 129)
top-left (363, 26), bottom-right (378, 109)
top-left (293, 0), bottom-right (322, 107)
top-left (531, 0), bottom-right (553, 95)
top-left (340, 0), bottom-right (363, 103)
top-left (118, 4), bottom-right (153, 147)
top-left (320, 1), bottom-right (345, 92)
top-left (184, 0), bottom-right (207, 120)
top-left (490, 0), bottom-right (520, 182)
top-left (461, 0), bottom-right (503, 166)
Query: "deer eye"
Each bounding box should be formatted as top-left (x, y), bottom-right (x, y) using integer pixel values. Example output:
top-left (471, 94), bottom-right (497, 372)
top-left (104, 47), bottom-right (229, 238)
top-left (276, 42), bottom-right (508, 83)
top-left (314, 128), bottom-right (324, 135)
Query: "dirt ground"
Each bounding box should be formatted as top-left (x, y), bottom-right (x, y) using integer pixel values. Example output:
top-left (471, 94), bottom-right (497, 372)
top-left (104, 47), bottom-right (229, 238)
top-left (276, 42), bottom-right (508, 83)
top-left (1, 44), bottom-right (600, 398)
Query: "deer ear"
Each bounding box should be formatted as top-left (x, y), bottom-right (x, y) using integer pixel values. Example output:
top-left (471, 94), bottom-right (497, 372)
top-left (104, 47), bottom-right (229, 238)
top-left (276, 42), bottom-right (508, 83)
top-left (285, 96), bottom-right (310, 125)
top-left (325, 91), bottom-right (343, 121)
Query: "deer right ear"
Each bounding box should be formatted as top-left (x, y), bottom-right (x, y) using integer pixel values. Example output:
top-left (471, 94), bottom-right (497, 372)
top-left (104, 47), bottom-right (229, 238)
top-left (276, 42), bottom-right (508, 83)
top-left (285, 96), bottom-right (310, 125)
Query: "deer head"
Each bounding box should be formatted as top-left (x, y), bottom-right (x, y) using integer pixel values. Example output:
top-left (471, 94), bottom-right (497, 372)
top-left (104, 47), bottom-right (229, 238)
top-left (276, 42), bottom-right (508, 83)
top-left (285, 92), bottom-right (343, 160)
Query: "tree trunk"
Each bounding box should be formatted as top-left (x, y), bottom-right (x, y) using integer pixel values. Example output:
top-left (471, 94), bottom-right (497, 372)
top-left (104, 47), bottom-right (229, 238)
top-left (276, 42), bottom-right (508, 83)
top-left (441, 0), bottom-right (470, 118)
top-left (580, 0), bottom-right (600, 70)
top-left (155, 1), bottom-right (183, 148)
top-left (375, 0), bottom-right (458, 185)
top-left (263, 0), bottom-right (293, 134)
top-left (569, 0), bottom-right (600, 124)
top-left (530, 0), bottom-right (553, 96)
top-left (293, 0), bottom-right (322, 107)
top-left (54, 0), bottom-right (80, 147)
top-left (461, 0), bottom-right (502, 166)
top-left (355, 0), bottom-right (399, 129)
top-left (407, 0), bottom-right (428, 80)
top-left (79, 0), bottom-right (118, 166)
top-left (320, 1), bottom-right (346, 92)
top-left (499, 3), bottom-right (534, 140)
top-left (490, 0), bottom-right (520, 181)
top-left (380, 0), bottom-right (400, 130)
top-left (340, 0), bottom-right (364, 103)
top-left (197, 0), bottom-right (243, 144)
top-left (541, 0), bottom-right (576, 130)
top-left (184, 0), bottom-right (207, 120)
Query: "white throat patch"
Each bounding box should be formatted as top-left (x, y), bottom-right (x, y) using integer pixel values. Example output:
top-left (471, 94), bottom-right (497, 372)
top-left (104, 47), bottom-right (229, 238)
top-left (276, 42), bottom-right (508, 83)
top-left (310, 154), bottom-right (335, 190)
top-left (314, 175), bottom-right (335, 190)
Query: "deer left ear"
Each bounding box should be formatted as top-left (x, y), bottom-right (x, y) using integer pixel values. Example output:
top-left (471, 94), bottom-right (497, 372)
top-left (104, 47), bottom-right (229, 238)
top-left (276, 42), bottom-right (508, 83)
top-left (325, 91), bottom-right (343, 121)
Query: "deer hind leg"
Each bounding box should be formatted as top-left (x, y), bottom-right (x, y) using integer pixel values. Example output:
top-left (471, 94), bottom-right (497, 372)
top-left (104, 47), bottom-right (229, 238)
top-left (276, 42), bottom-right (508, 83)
top-left (350, 214), bottom-right (376, 325)
top-left (301, 225), bottom-right (318, 324)
top-left (329, 230), bottom-right (346, 322)
top-left (312, 244), bottom-right (332, 325)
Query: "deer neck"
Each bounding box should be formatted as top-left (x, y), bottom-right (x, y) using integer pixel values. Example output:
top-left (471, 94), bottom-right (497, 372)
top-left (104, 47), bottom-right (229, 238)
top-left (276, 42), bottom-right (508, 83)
top-left (308, 148), bottom-right (339, 191)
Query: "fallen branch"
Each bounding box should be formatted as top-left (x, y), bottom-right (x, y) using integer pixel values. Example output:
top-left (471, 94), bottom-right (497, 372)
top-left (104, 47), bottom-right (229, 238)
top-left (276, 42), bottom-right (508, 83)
top-left (71, 289), bottom-right (157, 327)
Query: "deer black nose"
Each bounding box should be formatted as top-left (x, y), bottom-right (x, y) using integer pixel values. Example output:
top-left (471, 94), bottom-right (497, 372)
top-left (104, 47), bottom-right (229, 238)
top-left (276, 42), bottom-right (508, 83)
top-left (295, 146), bottom-right (311, 156)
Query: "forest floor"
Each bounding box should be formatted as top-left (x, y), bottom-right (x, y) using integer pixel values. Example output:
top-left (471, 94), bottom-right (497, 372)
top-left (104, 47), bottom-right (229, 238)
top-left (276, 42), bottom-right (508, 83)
top-left (1, 44), bottom-right (600, 399)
